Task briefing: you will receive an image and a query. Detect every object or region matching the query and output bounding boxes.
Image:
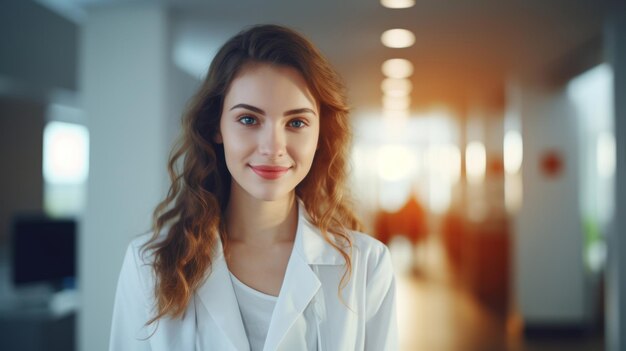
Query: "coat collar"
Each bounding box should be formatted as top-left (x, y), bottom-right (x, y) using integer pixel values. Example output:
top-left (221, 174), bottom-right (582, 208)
top-left (294, 199), bottom-right (347, 266)
top-left (195, 249), bottom-right (249, 350)
top-left (194, 199), bottom-right (345, 350)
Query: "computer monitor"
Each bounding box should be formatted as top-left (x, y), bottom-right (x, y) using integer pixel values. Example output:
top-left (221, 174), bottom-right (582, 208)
top-left (11, 215), bottom-right (76, 289)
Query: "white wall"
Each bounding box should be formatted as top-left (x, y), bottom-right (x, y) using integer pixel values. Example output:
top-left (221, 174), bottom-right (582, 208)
top-left (79, 5), bottom-right (170, 351)
top-left (513, 81), bottom-right (586, 324)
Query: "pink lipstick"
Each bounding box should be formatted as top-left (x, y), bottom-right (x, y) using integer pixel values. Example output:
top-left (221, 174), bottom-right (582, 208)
top-left (249, 165), bottom-right (290, 180)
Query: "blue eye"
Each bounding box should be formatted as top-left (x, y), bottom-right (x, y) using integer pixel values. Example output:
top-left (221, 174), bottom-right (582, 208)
top-left (289, 120), bottom-right (306, 128)
top-left (238, 116), bottom-right (257, 125)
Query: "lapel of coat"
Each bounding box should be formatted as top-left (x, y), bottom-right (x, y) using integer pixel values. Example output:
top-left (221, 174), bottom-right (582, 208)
top-left (263, 201), bottom-right (345, 351)
top-left (195, 239), bottom-right (250, 351)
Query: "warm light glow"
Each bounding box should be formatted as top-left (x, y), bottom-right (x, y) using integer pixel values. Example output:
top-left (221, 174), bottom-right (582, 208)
top-left (428, 176), bottom-right (451, 214)
top-left (597, 132), bottom-right (616, 178)
top-left (445, 144), bottom-right (462, 184)
top-left (380, 0), bottom-right (415, 9)
top-left (382, 58), bottom-right (414, 79)
top-left (378, 179), bottom-right (413, 213)
top-left (423, 143), bottom-right (460, 213)
top-left (383, 109), bottom-right (410, 119)
top-left (383, 95), bottom-right (411, 110)
top-left (381, 78), bottom-right (412, 97)
top-left (381, 29), bottom-right (416, 48)
top-left (425, 144), bottom-right (461, 184)
top-left (381, 113), bottom-right (409, 140)
top-left (43, 121), bottom-right (90, 184)
top-left (505, 173), bottom-right (523, 214)
top-left (466, 141), bottom-right (486, 184)
top-left (504, 130), bottom-right (523, 174)
top-left (377, 145), bottom-right (416, 181)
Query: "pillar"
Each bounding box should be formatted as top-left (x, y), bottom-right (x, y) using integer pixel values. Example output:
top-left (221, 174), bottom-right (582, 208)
top-left (79, 4), bottom-right (170, 351)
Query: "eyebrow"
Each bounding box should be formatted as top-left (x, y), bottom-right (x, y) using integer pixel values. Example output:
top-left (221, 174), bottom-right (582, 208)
top-left (229, 103), bottom-right (317, 117)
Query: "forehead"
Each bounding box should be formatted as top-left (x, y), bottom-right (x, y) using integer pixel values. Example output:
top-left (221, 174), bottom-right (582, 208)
top-left (223, 63), bottom-right (318, 113)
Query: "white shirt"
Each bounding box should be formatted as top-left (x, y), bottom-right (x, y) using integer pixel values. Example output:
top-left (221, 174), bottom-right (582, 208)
top-left (229, 272), bottom-right (277, 351)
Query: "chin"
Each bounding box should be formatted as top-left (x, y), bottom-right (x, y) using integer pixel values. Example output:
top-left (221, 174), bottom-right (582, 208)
top-left (245, 186), bottom-right (295, 203)
top-left (231, 172), bottom-right (304, 203)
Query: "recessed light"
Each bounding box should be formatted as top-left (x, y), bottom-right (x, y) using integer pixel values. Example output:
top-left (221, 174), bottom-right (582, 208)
top-left (381, 58), bottom-right (414, 78)
top-left (381, 0), bottom-right (415, 9)
top-left (381, 78), bottom-right (413, 97)
top-left (381, 29), bottom-right (415, 48)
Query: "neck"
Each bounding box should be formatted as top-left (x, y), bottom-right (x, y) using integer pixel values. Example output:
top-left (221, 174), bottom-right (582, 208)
top-left (224, 182), bottom-right (298, 247)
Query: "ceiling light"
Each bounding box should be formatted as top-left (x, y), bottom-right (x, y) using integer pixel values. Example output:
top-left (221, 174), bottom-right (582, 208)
top-left (381, 78), bottom-right (413, 97)
top-left (380, 0), bottom-right (415, 9)
top-left (381, 29), bottom-right (415, 48)
top-left (382, 58), bottom-right (414, 78)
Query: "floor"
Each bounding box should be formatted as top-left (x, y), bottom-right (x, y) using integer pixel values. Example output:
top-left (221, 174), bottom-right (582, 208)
top-left (390, 235), bottom-right (605, 351)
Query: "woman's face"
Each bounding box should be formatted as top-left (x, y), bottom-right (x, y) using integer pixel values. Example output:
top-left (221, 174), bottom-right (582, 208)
top-left (218, 63), bottom-right (320, 202)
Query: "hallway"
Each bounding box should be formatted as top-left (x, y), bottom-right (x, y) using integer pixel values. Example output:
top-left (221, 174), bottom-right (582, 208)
top-left (393, 234), bottom-right (605, 351)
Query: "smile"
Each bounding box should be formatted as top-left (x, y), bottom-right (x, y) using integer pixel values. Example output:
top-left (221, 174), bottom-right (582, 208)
top-left (249, 165), bottom-right (291, 180)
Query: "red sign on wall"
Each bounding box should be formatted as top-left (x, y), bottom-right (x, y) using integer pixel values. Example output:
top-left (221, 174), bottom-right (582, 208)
top-left (540, 150), bottom-right (564, 178)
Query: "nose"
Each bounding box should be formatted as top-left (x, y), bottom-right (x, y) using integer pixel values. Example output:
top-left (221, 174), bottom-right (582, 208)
top-left (258, 124), bottom-right (286, 159)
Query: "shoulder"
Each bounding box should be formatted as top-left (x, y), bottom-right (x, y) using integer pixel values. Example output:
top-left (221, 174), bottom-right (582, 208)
top-left (349, 231), bottom-right (394, 284)
top-left (117, 231), bottom-right (166, 291)
top-left (350, 230), bottom-right (390, 261)
top-left (349, 232), bottom-right (397, 324)
top-left (126, 231), bottom-right (167, 265)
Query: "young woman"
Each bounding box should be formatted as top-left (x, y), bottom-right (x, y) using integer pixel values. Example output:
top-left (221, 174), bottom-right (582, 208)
top-left (110, 24), bottom-right (398, 351)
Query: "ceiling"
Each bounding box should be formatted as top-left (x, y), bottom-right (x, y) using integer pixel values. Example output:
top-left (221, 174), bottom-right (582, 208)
top-left (38, 0), bottom-right (611, 113)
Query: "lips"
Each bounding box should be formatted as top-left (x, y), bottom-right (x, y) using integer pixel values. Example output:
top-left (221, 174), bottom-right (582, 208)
top-left (249, 165), bottom-right (291, 180)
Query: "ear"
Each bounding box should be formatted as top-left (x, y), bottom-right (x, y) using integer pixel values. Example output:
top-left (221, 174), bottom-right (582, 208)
top-left (214, 132), bottom-right (223, 144)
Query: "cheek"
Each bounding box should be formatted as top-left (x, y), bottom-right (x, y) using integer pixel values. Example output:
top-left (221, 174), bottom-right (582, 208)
top-left (221, 128), bottom-right (249, 164)
top-left (296, 129), bottom-right (320, 163)
top-left (223, 136), bottom-right (252, 160)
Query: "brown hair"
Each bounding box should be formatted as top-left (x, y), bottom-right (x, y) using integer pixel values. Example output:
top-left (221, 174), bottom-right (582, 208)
top-left (141, 24), bottom-right (362, 326)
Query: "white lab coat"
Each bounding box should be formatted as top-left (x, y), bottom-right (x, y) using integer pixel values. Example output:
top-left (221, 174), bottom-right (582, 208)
top-left (109, 203), bottom-right (398, 350)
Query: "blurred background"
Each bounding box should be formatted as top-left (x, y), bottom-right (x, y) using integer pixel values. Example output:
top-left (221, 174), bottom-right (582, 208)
top-left (0, 0), bottom-right (624, 350)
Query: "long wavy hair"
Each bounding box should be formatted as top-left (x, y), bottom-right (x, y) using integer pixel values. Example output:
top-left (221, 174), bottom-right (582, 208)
top-left (141, 24), bottom-right (362, 326)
